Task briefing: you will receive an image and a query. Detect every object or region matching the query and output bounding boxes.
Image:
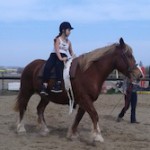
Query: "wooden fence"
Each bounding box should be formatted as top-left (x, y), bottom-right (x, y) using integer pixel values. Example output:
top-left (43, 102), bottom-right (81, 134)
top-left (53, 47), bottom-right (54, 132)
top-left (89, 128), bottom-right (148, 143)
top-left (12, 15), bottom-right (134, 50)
top-left (0, 75), bottom-right (150, 91)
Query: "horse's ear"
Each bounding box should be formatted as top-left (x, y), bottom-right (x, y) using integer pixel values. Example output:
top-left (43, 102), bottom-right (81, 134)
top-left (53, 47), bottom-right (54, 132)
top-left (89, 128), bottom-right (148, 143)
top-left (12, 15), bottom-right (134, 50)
top-left (119, 37), bottom-right (125, 48)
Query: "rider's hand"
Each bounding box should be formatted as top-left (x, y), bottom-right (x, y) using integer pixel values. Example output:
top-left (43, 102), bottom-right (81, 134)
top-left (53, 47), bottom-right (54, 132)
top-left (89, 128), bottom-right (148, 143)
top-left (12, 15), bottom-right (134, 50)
top-left (72, 53), bottom-right (76, 58)
top-left (62, 57), bottom-right (68, 62)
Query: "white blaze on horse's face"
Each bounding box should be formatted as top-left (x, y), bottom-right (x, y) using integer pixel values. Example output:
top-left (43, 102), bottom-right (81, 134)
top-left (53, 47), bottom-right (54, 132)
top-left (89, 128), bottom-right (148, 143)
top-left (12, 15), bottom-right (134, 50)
top-left (137, 65), bottom-right (144, 77)
top-left (131, 65), bottom-right (144, 80)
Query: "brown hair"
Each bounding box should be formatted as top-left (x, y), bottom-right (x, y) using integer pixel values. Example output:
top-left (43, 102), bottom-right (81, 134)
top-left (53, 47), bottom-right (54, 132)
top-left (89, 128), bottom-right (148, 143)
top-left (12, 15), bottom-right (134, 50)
top-left (54, 32), bottom-right (62, 43)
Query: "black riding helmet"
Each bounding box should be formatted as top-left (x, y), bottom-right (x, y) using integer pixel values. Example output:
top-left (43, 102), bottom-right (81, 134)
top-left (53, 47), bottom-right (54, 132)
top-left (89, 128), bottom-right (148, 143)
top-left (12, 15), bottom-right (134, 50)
top-left (59, 22), bottom-right (74, 32)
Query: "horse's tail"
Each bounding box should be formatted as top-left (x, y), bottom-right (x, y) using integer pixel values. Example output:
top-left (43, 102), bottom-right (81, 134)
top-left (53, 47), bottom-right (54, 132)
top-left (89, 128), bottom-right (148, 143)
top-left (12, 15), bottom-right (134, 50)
top-left (14, 91), bottom-right (22, 112)
top-left (14, 59), bottom-right (45, 112)
top-left (13, 83), bottom-right (33, 112)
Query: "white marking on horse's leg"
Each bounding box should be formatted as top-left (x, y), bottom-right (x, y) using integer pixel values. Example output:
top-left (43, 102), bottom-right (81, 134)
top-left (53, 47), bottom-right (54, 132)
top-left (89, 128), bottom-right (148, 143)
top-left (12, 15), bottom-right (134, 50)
top-left (97, 123), bottom-right (101, 132)
top-left (67, 126), bottom-right (72, 139)
top-left (41, 123), bottom-right (49, 133)
top-left (67, 126), bottom-right (79, 140)
top-left (17, 120), bottom-right (26, 133)
top-left (39, 120), bottom-right (50, 136)
top-left (91, 123), bottom-right (104, 142)
top-left (92, 132), bottom-right (104, 142)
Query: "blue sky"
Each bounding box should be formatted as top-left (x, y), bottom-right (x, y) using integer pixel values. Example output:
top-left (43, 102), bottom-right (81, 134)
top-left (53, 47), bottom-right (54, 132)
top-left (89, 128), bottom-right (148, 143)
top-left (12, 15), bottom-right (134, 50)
top-left (0, 0), bottom-right (150, 67)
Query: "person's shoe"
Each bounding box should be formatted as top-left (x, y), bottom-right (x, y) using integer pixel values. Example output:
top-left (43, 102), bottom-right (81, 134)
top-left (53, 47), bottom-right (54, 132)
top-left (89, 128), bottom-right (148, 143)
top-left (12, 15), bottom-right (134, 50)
top-left (40, 85), bottom-right (48, 96)
top-left (51, 82), bottom-right (62, 93)
top-left (131, 120), bottom-right (140, 124)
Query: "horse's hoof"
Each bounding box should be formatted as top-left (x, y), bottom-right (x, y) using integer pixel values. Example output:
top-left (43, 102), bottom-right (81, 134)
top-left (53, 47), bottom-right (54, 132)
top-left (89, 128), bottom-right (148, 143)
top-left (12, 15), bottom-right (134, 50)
top-left (67, 133), bottom-right (80, 141)
top-left (94, 134), bottom-right (104, 142)
top-left (17, 130), bottom-right (26, 135)
top-left (67, 129), bottom-right (79, 141)
top-left (40, 130), bottom-right (49, 136)
top-left (17, 124), bottom-right (26, 134)
top-left (116, 117), bottom-right (123, 122)
top-left (40, 128), bottom-right (50, 136)
top-left (92, 132), bottom-right (104, 142)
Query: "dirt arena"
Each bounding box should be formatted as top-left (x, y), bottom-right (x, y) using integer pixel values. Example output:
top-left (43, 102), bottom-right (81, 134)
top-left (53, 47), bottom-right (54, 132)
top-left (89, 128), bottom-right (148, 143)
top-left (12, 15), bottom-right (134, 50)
top-left (0, 93), bottom-right (149, 150)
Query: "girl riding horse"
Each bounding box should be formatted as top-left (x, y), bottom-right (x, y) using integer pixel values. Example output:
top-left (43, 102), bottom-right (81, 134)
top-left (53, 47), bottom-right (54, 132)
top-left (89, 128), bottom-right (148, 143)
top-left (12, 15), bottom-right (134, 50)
top-left (14, 38), bottom-right (143, 142)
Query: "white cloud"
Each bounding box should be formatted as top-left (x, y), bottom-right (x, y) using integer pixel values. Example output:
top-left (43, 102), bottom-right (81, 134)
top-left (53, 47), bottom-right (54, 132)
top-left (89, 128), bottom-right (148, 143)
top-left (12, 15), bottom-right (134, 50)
top-left (0, 0), bottom-right (150, 22)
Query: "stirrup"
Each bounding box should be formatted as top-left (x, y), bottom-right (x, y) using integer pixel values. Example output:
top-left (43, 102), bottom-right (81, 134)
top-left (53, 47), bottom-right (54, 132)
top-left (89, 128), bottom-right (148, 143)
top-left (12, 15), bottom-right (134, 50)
top-left (51, 81), bottom-right (62, 93)
top-left (40, 85), bottom-right (48, 95)
top-left (40, 90), bottom-right (48, 95)
top-left (51, 89), bottom-right (62, 93)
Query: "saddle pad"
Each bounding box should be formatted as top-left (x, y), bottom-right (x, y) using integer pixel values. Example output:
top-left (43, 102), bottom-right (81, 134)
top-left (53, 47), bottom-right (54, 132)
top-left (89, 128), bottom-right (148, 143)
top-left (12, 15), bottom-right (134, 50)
top-left (38, 58), bottom-right (76, 81)
top-left (63, 58), bottom-right (73, 91)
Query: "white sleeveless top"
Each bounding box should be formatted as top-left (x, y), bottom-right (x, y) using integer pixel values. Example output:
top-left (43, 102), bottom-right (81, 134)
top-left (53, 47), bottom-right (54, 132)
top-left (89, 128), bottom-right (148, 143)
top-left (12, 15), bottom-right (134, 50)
top-left (53, 37), bottom-right (69, 55)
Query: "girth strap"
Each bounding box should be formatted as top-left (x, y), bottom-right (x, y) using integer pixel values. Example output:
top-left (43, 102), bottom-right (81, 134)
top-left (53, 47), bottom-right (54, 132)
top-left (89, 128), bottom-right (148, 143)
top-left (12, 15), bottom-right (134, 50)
top-left (63, 58), bottom-right (75, 114)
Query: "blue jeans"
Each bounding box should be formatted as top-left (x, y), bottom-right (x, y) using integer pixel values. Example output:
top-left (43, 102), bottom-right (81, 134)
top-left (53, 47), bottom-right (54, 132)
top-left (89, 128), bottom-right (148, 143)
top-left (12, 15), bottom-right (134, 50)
top-left (130, 92), bottom-right (137, 122)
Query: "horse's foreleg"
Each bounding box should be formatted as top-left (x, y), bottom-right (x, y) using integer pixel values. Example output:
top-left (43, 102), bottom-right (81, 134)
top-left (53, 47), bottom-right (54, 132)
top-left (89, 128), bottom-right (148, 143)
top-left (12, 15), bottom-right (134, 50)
top-left (118, 107), bottom-right (126, 118)
top-left (83, 98), bottom-right (104, 142)
top-left (37, 97), bottom-right (50, 135)
top-left (117, 95), bottom-right (130, 122)
top-left (67, 107), bottom-right (85, 139)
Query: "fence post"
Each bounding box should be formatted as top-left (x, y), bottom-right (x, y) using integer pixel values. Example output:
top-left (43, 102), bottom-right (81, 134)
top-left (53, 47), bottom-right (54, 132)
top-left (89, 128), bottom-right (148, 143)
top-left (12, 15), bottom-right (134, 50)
top-left (2, 72), bottom-right (4, 91)
top-left (149, 66), bottom-right (150, 87)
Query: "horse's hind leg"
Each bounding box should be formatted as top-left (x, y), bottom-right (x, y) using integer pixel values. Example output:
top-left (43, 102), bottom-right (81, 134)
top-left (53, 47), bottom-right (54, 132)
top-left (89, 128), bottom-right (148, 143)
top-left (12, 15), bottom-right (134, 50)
top-left (15, 90), bottom-right (33, 133)
top-left (37, 97), bottom-right (50, 135)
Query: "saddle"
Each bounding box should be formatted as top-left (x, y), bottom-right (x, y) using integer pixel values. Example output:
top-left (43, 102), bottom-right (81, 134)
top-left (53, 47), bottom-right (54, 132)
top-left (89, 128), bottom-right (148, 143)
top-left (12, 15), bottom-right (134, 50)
top-left (38, 64), bottom-right (56, 79)
top-left (38, 57), bottom-right (79, 114)
top-left (38, 57), bottom-right (79, 80)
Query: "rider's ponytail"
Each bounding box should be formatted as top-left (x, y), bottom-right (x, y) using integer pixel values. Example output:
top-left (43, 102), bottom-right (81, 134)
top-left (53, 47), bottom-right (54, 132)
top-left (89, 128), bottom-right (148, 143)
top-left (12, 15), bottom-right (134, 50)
top-left (54, 32), bottom-right (62, 43)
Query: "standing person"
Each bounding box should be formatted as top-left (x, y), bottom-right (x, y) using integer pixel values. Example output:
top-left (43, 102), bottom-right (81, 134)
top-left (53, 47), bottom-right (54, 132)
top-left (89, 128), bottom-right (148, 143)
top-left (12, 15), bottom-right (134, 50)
top-left (125, 79), bottom-right (139, 123)
top-left (40, 21), bottom-right (75, 95)
top-left (117, 78), bottom-right (139, 123)
top-left (139, 61), bottom-right (146, 87)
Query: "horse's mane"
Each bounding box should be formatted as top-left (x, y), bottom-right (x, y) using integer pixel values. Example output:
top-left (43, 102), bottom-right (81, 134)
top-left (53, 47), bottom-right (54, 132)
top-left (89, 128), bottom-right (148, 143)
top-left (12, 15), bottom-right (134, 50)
top-left (78, 42), bottom-right (132, 72)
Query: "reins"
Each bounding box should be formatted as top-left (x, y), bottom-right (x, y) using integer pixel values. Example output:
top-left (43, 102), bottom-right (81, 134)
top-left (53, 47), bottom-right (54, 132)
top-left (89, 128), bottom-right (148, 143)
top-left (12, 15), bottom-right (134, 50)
top-left (109, 94), bottom-right (124, 115)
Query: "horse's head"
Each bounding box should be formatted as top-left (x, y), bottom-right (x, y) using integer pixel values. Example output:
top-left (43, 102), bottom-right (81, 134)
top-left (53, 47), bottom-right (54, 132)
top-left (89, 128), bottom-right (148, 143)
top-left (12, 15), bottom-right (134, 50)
top-left (115, 38), bottom-right (143, 80)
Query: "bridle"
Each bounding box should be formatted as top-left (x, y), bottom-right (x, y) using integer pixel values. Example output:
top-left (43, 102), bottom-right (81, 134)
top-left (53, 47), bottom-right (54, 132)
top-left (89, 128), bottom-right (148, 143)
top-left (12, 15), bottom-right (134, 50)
top-left (121, 49), bottom-right (138, 75)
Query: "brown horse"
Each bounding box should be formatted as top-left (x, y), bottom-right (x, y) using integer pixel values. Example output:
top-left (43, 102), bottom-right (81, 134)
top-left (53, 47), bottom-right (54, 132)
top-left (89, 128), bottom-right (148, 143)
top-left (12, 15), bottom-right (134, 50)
top-left (14, 38), bottom-right (143, 142)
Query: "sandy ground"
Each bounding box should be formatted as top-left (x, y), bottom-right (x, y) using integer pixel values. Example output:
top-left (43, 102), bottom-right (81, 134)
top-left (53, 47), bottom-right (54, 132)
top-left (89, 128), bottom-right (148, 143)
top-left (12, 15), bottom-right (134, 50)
top-left (0, 93), bottom-right (150, 150)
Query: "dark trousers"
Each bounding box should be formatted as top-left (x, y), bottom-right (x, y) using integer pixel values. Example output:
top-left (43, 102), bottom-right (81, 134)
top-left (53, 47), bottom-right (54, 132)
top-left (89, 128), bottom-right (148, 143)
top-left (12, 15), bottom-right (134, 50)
top-left (130, 92), bottom-right (137, 122)
top-left (43, 53), bottom-right (67, 82)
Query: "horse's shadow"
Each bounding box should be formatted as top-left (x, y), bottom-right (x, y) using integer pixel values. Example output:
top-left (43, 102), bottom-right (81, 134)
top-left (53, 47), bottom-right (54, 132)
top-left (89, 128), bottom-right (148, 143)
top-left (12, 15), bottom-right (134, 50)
top-left (47, 125), bottom-right (68, 138)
